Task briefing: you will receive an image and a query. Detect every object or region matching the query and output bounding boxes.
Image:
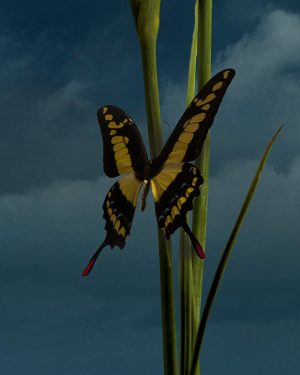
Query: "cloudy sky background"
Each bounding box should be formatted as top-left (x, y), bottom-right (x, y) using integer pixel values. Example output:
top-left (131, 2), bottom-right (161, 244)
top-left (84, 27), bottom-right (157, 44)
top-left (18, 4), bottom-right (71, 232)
top-left (0, 1), bottom-right (299, 374)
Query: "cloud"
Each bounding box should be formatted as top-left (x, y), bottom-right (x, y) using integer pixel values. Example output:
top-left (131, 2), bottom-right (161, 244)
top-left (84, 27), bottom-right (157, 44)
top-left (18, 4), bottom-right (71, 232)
top-left (214, 9), bottom-right (300, 168)
top-left (1, 4), bottom-right (299, 374)
top-left (0, 175), bottom-right (162, 329)
top-left (160, 8), bottom-right (300, 175)
top-left (204, 153), bottom-right (300, 323)
top-left (0, 147), bottom-right (298, 341)
top-left (0, 13), bottom-right (145, 194)
top-left (0, 172), bottom-right (165, 369)
top-left (0, 159), bottom-right (298, 372)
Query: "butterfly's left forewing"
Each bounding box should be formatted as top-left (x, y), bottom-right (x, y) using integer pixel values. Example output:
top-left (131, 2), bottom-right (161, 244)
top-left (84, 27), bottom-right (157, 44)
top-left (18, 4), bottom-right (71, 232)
top-left (98, 105), bottom-right (148, 177)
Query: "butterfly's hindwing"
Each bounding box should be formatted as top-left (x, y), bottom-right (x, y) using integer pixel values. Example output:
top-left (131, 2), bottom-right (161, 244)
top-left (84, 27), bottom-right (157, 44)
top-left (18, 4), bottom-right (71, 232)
top-left (102, 174), bottom-right (143, 248)
top-left (151, 163), bottom-right (204, 237)
top-left (98, 106), bottom-right (148, 177)
top-left (151, 69), bottom-right (235, 170)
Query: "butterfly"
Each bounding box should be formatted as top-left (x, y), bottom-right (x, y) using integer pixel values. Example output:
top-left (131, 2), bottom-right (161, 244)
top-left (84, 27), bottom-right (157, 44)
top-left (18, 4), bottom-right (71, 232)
top-left (82, 68), bottom-right (235, 276)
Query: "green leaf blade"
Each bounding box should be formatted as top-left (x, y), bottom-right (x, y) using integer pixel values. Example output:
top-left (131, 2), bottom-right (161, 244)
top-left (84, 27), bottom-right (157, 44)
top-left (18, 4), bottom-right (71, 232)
top-left (189, 126), bottom-right (283, 375)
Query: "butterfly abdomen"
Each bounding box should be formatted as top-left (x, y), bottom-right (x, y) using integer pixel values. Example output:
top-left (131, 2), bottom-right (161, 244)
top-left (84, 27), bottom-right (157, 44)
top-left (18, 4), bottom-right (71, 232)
top-left (141, 180), bottom-right (151, 211)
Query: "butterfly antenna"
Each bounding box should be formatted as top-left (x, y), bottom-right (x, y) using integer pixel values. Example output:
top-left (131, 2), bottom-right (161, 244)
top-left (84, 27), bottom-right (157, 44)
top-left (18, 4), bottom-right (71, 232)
top-left (82, 238), bottom-right (109, 277)
top-left (162, 120), bottom-right (171, 139)
top-left (182, 221), bottom-right (205, 259)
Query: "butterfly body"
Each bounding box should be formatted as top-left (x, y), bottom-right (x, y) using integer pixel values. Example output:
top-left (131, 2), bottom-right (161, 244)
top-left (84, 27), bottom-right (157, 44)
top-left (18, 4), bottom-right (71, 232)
top-left (82, 69), bottom-right (235, 276)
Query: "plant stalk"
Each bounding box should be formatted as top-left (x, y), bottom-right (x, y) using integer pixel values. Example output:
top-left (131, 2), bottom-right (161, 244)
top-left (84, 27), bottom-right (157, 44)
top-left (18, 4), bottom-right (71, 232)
top-left (179, 1), bottom-right (198, 374)
top-left (191, 0), bottom-right (212, 373)
top-left (129, 2), bottom-right (178, 374)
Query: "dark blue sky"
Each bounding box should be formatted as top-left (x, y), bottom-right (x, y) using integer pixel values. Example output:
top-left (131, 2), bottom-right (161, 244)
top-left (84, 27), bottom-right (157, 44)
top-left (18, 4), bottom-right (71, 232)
top-left (0, 1), bottom-right (299, 374)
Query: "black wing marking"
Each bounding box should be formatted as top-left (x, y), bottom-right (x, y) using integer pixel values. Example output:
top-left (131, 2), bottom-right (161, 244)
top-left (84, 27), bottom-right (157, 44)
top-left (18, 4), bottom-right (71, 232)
top-left (151, 69), bottom-right (235, 170)
top-left (82, 173), bottom-right (143, 276)
top-left (98, 105), bottom-right (149, 177)
top-left (151, 162), bottom-right (205, 258)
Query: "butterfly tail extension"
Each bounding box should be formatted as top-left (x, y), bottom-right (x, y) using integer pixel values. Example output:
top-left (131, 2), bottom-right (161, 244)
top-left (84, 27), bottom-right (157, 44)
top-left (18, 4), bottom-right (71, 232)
top-left (182, 220), bottom-right (205, 259)
top-left (82, 239), bottom-right (109, 277)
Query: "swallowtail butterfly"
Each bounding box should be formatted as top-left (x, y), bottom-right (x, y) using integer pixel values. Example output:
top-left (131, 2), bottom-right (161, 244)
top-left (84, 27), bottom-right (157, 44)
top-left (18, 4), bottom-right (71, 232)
top-left (82, 69), bottom-right (235, 276)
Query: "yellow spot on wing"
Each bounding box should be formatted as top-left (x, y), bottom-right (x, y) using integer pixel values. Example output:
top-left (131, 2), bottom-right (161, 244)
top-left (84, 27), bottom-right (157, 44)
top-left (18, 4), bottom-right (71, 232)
top-left (171, 206), bottom-right (180, 219)
top-left (105, 114), bottom-right (113, 121)
top-left (111, 214), bottom-right (116, 224)
top-left (196, 93), bottom-right (216, 107)
top-left (108, 121), bottom-right (124, 129)
top-left (186, 187), bottom-right (194, 198)
top-left (111, 136), bottom-right (123, 144)
top-left (115, 148), bottom-right (129, 160)
top-left (117, 161), bottom-right (132, 174)
top-left (124, 136), bottom-right (129, 144)
top-left (166, 142), bottom-right (188, 163)
top-left (179, 132), bottom-right (193, 144)
top-left (118, 154), bottom-right (131, 163)
top-left (202, 103), bottom-right (210, 111)
top-left (119, 227), bottom-right (126, 237)
top-left (107, 208), bottom-right (112, 216)
top-left (102, 107), bottom-right (108, 114)
top-left (110, 130), bottom-right (117, 135)
top-left (113, 142), bottom-right (126, 152)
top-left (177, 197), bottom-right (186, 209)
top-left (190, 113), bottom-right (206, 123)
top-left (192, 177), bottom-right (198, 186)
top-left (114, 220), bottom-right (120, 232)
top-left (106, 201), bottom-right (110, 208)
top-left (184, 123), bottom-right (199, 133)
top-left (171, 141), bottom-right (187, 152)
top-left (212, 81), bottom-right (223, 91)
top-left (223, 70), bottom-right (230, 79)
top-left (117, 158), bottom-right (131, 170)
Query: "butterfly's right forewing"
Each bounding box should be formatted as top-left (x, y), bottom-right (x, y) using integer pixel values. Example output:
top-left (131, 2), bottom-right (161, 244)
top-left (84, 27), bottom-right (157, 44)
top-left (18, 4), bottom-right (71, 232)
top-left (151, 69), bottom-right (235, 170)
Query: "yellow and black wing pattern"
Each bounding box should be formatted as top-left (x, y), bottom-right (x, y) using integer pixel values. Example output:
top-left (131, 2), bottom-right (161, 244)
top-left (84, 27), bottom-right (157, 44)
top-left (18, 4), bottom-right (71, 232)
top-left (82, 68), bottom-right (235, 276)
top-left (97, 105), bottom-right (148, 177)
top-left (151, 162), bottom-right (205, 258)
top-left (82, 107), bottom-right (147, 276)
top-left (150, 68), bottom-right (235, 258)
top-left (151, 69), bottom-right (235, 170)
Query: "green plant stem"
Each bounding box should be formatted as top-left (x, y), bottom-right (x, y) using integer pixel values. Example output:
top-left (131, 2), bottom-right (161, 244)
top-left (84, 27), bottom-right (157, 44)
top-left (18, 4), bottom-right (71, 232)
top-left (190, 1), bottom-right (212, 374)
top-left (189, 126), bottom-right (282, 375)
top-left (129, 2), bottom-right (178, 374)
top-left (179, 1), bottom-right (198, 374)
top-left (192, 0), bottom-right (212, 311)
